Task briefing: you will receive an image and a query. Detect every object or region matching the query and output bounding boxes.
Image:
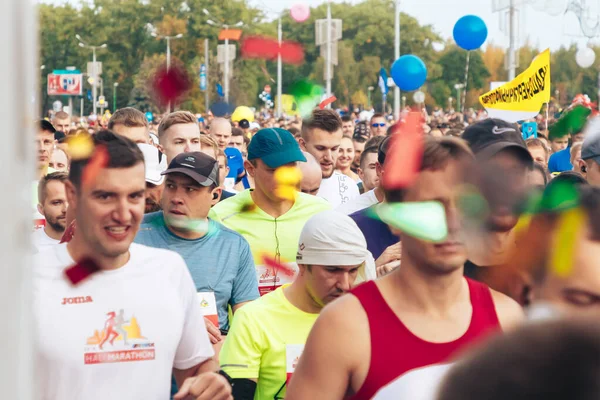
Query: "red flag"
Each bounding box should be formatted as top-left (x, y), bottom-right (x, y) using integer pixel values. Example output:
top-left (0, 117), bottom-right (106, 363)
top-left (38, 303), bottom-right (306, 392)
top-left (382, 112), bottom-right (424, 190)
top-left (319, 96), bottom-right (337, 109)
top-left (241, 36), bottom-right (304, 65)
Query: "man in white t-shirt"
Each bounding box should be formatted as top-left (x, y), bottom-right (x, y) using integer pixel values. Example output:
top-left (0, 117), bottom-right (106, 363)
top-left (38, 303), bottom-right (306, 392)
top-left (33, 130), bottom-right (232, 400)
top-left (299, 109), bottom-right (359, 207)
top-left (32, 171), bottom-right (68, 252)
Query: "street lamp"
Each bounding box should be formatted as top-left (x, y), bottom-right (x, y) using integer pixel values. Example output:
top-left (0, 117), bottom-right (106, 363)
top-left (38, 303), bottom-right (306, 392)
top-left (203, 8), bottom-right (244, 104)
top-left (113, 82), bottom-right (119, 112)
top-left (147, 24), bottom-right (184, 113)
top-left (147, 25), bottom-right (184, 71)
top-left (76, 34), bottom-right (107, 116)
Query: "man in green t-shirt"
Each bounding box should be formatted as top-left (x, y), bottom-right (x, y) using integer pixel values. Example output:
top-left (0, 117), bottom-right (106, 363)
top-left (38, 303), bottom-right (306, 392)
top-left (212, 128), bottom-right (331, 296)
top-left (219, 210), bottom-right (371, 400)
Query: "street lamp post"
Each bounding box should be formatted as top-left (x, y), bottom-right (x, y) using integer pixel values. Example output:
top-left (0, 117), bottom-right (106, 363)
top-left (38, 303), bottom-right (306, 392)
top-left (204, 9), bottom-right (243, 104)
top-left (113, 82), bottom-right (119, 112)
top-left (368, 86), bottom-right (374, 109)
top-left (76, 34), bottom-right (107, 116)
top-left (149, 29), bottom-right (184, 112)
top-left (151, 32), bottom-right (184, 72)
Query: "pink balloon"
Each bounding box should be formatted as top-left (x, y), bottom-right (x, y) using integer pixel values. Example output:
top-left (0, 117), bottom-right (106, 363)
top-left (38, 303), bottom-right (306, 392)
top-left (290, 4), bottom-right (310, 23)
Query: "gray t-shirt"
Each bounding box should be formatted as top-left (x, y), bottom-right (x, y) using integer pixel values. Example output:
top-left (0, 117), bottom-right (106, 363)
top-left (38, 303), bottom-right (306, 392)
top-left (135, 212), bottom-right (259, 330)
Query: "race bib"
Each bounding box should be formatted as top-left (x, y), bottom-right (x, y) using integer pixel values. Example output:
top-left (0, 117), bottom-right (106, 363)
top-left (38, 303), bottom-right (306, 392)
top-left (197, 291), bottom-right (218, 327)
top-left (256, 263), bottom-right (298, 296)
top-left (286, 344), bottom-right (305, 385)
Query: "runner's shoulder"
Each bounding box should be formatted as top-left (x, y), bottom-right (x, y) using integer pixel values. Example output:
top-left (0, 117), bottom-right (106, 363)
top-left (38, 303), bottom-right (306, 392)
top-left (489, 288), bottom-right (525, 331)
top-left (317, 291), bottom-right (368, 333)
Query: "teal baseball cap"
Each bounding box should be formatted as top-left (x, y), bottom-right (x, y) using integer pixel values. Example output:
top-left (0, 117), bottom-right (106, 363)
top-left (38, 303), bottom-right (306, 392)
top-left (247, 128), bottom-right (307, 168)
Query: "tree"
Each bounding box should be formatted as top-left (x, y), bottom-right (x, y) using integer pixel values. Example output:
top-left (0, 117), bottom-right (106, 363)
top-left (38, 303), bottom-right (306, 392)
top-left (351, 90), bottom-right (368, 108)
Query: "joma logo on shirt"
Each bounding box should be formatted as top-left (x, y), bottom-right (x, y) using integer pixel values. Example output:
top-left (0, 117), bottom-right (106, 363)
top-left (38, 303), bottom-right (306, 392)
top-left (61, 296), bottom-right (93, 305)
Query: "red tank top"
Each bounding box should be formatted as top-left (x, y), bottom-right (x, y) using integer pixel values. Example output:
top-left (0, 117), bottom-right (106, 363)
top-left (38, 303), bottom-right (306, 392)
top-left (350, 278), bottom-right (500, 400)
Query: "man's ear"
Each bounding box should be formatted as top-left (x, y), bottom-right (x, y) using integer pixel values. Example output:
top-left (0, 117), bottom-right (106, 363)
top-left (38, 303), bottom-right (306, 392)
top-left (579, 159), bottom-right (588, 177)
top-left (298, 137), bottom-right (307, 151)
top-left (357, 168), bottom-right (365, 181)
top-left (211, 186), bottom-right (222, 205)
top-left (64, 180), bottom-right (78, 214)
top-left (157, 143), bottom-right (165, 155)
top-left (37, 203), bottom-right (44, 217)
top-left (375, 162), bottom-right (384, 179)
top-left (244, 160), bottom-right (256, 178)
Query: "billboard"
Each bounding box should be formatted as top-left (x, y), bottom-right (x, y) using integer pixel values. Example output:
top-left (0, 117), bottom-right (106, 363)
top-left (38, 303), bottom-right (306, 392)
top-left (47, 73), bottom-right (83, 96)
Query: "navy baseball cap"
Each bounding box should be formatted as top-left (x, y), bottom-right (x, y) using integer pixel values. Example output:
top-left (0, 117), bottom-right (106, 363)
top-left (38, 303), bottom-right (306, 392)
top-left (582, 135), bottom-right (600, 164)
top-left (162, 151), bottom-right (219, 186)
top-left (462, 118), bottom-right (533, 166)
top-left (247, 128), bottom-right (306, 168)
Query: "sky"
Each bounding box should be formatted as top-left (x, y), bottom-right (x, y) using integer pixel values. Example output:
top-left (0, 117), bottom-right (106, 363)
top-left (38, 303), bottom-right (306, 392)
top-left (44, 0), bottom-right (599, 52)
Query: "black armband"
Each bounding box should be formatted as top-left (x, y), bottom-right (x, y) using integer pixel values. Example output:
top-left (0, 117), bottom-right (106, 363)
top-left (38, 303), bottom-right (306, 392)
top-left (231, 378), bottom-right (257, 400)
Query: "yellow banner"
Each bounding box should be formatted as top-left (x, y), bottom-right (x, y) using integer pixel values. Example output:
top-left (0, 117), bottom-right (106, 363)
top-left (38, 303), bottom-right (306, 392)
top-left (479, 49), bottom-right (551, 121)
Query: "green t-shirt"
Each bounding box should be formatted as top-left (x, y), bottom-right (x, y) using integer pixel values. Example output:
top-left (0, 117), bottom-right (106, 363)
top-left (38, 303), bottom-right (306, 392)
top-left (211, 189), bottom-right (331, 295)
top-left (220, 285), bottom-right (319, 400)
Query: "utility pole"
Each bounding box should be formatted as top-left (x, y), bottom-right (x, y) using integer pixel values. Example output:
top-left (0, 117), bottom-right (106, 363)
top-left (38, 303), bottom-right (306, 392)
top-left (508, 0), bottom-right (516, 80)
top-left (393, 0), bottom-right (401, 119)
top-left (326, 0), bottom-right (332, 102)
top-left (76, 34), bottom-right (107, 116)
top-left (205, 38), bottom-right (209, 112)
top-left (277, 17), bottom-right (283, 117)
top-left (204, 9), bottom-right (243, 104)
top-left (151, 31), bottom-right (184, 112)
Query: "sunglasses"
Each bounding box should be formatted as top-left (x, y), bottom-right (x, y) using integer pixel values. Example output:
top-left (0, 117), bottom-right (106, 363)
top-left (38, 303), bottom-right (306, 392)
top-left (371, 123), bottom-right (386, 128)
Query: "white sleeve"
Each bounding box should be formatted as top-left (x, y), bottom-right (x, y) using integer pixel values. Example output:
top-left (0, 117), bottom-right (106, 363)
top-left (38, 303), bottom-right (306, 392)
top-left (173, 254), bottom-right (215, 370)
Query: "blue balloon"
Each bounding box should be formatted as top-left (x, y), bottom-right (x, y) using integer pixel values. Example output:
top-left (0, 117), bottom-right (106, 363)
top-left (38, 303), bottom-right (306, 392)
top-left (391, 55), bottom-right (427, 92)
top-left (453, 15), bottom-right (488, 51)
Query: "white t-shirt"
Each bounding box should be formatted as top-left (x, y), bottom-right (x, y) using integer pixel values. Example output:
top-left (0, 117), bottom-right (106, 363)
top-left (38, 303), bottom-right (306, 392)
top-left (317, 171), bottom-right (360, 208)
top-left (372, 363), bottom-right (453, 400)
top-left (335, 189), bottom-right (379, 215)
top-left (33, 243), bottom-right (214, 400)
top-left (31, 228), bottom-right (60, 253)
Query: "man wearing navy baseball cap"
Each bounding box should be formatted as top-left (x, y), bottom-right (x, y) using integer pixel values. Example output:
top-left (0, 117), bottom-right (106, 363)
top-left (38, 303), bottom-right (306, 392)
top-left (580, 121), bottom-right (600, 186)
top-left (213, 128), bottom-right (331, 296)
top-left (461, 118), bottom-right (534, 299)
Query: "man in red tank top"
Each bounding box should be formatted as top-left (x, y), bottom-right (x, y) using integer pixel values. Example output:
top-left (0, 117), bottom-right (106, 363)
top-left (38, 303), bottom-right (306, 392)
top-left (287, 136), bottom-right (524, 400)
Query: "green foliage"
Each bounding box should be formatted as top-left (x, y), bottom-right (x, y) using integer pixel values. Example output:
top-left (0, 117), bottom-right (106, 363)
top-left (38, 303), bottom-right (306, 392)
top-left (39, 0), bottom-right (600, 114)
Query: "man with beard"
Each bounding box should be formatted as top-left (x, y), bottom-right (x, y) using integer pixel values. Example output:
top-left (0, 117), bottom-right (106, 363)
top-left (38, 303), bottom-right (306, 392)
top-left (299, 109), bottom-right (359, 207)
top-left (32, 172), bottom-right (68, 252)
top-left (460, 119), bottom-right (534, 296)
top-left (138, 143), bottom-right (168, 213)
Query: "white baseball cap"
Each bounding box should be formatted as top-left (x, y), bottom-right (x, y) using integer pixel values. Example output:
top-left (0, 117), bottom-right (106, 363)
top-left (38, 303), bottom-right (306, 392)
top-left (296, 210), bottom-right (376, 283)
top-left (137, 143), bottom-right (167, 185)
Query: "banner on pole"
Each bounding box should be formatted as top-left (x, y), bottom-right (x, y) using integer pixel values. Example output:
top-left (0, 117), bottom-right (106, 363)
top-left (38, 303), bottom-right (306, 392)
top-left (479, 49), bottom-right (551, 122)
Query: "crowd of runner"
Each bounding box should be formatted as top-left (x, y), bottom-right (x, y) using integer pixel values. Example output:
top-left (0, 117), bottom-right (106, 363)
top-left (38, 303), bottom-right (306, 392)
top-left (32, 98), bottom-right (600, 400)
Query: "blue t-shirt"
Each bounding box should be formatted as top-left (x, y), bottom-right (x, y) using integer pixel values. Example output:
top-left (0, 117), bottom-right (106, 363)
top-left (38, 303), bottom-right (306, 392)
top-left (548, 146), bottom-right (572, 173)
top-left (350, 206), bottom-right (399, 260)
top-left (135, 212), bottom-right (259, 330)
top-left (225, 147), bottom-right (245, 180)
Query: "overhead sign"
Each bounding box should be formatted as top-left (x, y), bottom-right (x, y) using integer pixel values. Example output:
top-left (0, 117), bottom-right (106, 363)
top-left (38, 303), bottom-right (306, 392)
top-left (479, 49), bottom-right (551, 122)
top-left (47, 73), bottom-right (83, 96)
